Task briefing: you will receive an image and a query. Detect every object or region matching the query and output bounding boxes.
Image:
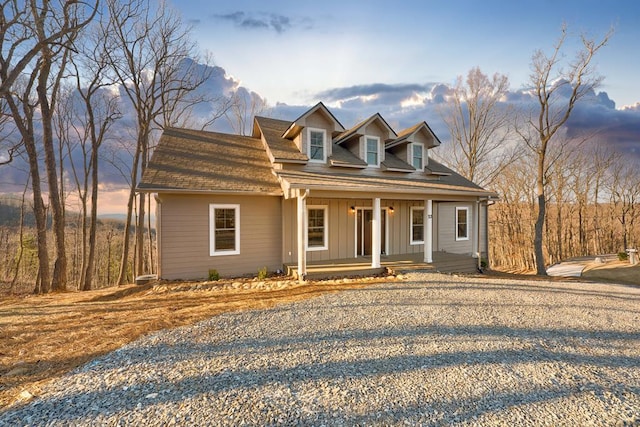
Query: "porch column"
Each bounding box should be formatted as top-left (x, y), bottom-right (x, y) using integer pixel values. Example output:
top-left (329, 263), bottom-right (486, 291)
top-left (297, 190), bottom-right (308, 282)
top-left (424, 199), bottom-right (433, 263)
top-left (372, 197), bottom-right (381, 268)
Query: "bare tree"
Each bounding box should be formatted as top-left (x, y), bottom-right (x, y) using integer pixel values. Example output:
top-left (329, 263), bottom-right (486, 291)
top-left (608, 156), bottom-right (640, 251)
top-left (520, 25), bottom-right (612, 275)
top-left (439, 67), bottom-right (516, 188)
top-left (0, 1), bottom-right (98, 293)
top-left (225, 88), bottom-right (268, 136)
top-left (103, 0), bottom-right (225, 284)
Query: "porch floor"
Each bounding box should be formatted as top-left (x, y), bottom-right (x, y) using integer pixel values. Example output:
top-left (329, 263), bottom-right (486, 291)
top-left (285, 251), bottom-right (478, 280)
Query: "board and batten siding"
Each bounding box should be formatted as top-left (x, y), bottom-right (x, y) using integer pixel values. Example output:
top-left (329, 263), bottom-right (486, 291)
top-left (158, 193), bottom-right (282, 280)
top-left (282, 198), bottom-right (436, 263)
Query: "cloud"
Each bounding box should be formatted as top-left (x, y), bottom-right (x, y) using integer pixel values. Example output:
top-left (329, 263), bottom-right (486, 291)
top-left (214, 11), bottom-right (294, 34)
top-left (301, 80), bottom-right (640, 159)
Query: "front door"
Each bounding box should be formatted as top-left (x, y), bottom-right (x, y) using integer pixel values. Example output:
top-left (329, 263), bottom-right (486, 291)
top-left (356, 208), bottom-right (387, 256)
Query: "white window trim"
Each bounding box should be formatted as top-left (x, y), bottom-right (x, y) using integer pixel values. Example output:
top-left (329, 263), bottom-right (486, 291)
top-left (306, 205), bottom-right (328, 251)
top-left (365, 135), bottom-right (381, 168)
top-left (411, 142), bottom-right (424, 171)
top-left (456, 206), bottom-right (470, 241)
top-left (410, 206), bottom-right (425, 245)
top-left (209, 204), bottom-right (240, 256)
top-left (307, 127), bottom-right (327, 164)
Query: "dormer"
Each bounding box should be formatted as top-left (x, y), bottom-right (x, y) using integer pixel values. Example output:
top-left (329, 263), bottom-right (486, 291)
top-left (386, 122), bottom-right (442, 172)
top-left (334, 113), bottom-right (396, 168)
top-left (281, 102), bottom-right (344, 164)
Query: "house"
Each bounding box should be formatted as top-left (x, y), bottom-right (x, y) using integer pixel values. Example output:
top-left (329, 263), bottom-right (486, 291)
top-left (138, 102), bottom-right (498, 281)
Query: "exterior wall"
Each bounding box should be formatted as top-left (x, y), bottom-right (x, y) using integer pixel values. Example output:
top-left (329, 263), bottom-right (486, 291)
top-left (157, 193), bottom-right (282, 280)
top-left (436, 201), bottom-right (477, 255)
top-left (298, 110), bottom-right (334, 159)
top-left (363, 121), bottom-right (388, 163)
top-left (282, 198), bottom-right (436, 264)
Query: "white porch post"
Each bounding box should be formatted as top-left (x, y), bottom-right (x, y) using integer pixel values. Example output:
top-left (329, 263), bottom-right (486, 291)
top-left (297, 190), bottom-right (308, 282)
top-left (424, 199), bottom-right (433, 263)
top-left (372, 197), bottom-right (381, 268)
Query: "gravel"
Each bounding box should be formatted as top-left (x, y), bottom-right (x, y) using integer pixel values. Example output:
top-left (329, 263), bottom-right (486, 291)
top-left (2, 272), bottom-right (639, 426)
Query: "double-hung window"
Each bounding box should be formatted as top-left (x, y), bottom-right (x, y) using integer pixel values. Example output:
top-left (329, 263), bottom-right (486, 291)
top-left (209, 204), bottom-right (240, 256)
top-left (307, 128), bottom-right (326, 163)
top-left (307, 205), bottom-right (328, 250)
top-left (366, 136), bottom-right (380, 167)
top-left (410, 207), bottom-right (424, 245)
top-left (412, 143), bottom-right (424, 171)
top-left (456, 207), bottom-right (469, 241)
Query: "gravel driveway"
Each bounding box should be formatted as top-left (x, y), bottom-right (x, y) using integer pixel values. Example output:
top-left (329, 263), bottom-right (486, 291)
top-left (2, 273), bottom-right (639, 426)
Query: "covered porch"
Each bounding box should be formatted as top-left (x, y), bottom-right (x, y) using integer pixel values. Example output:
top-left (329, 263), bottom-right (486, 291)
top-left (285, 251), bottom-right (478, 280)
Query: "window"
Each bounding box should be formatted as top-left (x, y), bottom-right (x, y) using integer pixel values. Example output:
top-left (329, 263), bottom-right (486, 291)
top-left (307, 205), bottom-right (328, 250)
top-left (410, 207), bottom-right (424, 245)
top-left (456, 207), bottom-right (469, 241)
top-left (412, 143), bottom-right (424, 170)
top-left (307, 128), bottom-right (326, 163)
top-left (209, 204), bottom-right (240, 256)
top-left (366, 136), bottom-right (380, 167)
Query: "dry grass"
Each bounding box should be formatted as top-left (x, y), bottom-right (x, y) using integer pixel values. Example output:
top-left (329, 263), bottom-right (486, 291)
top-left (0, 279), bottom-right (376, 410)
top-left (582, 260), bottom-right (640, 285)
top-left (1, 262), bottom-right (637, 411)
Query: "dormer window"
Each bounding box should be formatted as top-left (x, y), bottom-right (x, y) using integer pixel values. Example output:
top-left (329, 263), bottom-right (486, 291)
top-left (307, 128), bottom-right (326, 163)
top-left (412, 143), bottom-right (424, 171)
top-left (366, 136), bottom-right (380, 167)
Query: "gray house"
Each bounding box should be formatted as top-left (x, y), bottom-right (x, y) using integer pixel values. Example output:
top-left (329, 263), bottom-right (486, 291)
top-left (138, 102), bottom-right (497, 280)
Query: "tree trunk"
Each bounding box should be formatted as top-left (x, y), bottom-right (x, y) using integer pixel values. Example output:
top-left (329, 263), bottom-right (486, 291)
top-left (534, 149), bottom-right (547, 275)
top-left (37, 55), bottom-right (67, 292)
top-left (82, 149), bottom-right (100, 291)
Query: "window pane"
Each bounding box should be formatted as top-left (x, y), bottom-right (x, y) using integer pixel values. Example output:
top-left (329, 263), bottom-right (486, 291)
top-left (215, 229), bottom-right (235, 250)
top-left (366, 138), bottom-right (378, 165)
top-left (413, 224), bottom-right (424, 242)
top-left (412, 209), bottom-right (423, 225)
top-left (413, 145), bottom-right (423, 169)
top-left (310, 131), bottom-right (324, 160)
top-left (457, 209), bottom-right (468, 239)
top-left (412, 209), bottom-right (424, 242)
top-left (308, 208), bottom-right (325, 247)
top-left (214, 208), bottom-right (236, 251)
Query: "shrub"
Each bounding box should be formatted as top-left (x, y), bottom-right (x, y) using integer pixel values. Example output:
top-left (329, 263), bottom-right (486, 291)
top-left (618, 252), bottom-right (628, 261)
top-left (208, 269), bottom-right (220, 281)
top-left (258, 266), bottom-right (268, 280)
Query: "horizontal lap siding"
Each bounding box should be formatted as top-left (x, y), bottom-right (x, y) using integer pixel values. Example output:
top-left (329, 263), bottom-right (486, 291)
top-left (437, 202), bottom-right (473, 255)
top-left (159, 194), bottom-right (282, 280)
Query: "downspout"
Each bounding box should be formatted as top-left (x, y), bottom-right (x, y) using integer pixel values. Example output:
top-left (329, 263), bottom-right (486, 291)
top-left (476, 198), bottom-right (481, 271)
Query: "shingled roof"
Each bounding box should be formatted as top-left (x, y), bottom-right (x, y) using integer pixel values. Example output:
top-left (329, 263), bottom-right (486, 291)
top-left (138, 127), bottom-right (281, 194)
top-left (253, 116), bottom-right (308, 163)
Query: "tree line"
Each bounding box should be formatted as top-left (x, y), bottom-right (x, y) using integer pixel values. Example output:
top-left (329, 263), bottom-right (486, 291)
top-left (0, 2), bottom-right (632, 293)
top-left (437, 25), bottom-right (639, 272)
top-left (0, 1), bottom-right (263, 294)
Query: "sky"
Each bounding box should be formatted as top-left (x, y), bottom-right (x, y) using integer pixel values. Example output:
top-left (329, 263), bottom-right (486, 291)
top-left (2, 0), bottom-right (639, 215)
top-left (182, 0), bottom-right (640, 109)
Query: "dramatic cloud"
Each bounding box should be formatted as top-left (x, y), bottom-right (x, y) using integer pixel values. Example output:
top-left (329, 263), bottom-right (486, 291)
top-left (214, 11), bottom-right (295, 34)
top-left (2, 59), bottom-right (639, 214)
top-left (302, 80), bottom-right (640, 159)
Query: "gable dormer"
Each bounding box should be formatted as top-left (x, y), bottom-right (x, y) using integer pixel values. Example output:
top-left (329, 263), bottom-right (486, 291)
top-left (334, 113), bottom-right (397, 168)
top-left (387, 122), bottom-right (442, 172)
top-left (281, 102), bottom-right (344, 164)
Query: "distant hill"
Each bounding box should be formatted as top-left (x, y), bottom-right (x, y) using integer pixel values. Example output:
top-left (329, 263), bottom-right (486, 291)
top-left (0, 197), bottom-right (126, 230)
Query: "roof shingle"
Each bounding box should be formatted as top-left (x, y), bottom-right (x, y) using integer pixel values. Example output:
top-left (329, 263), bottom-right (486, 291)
top-left (138, 127), bottom-right (281, 194)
